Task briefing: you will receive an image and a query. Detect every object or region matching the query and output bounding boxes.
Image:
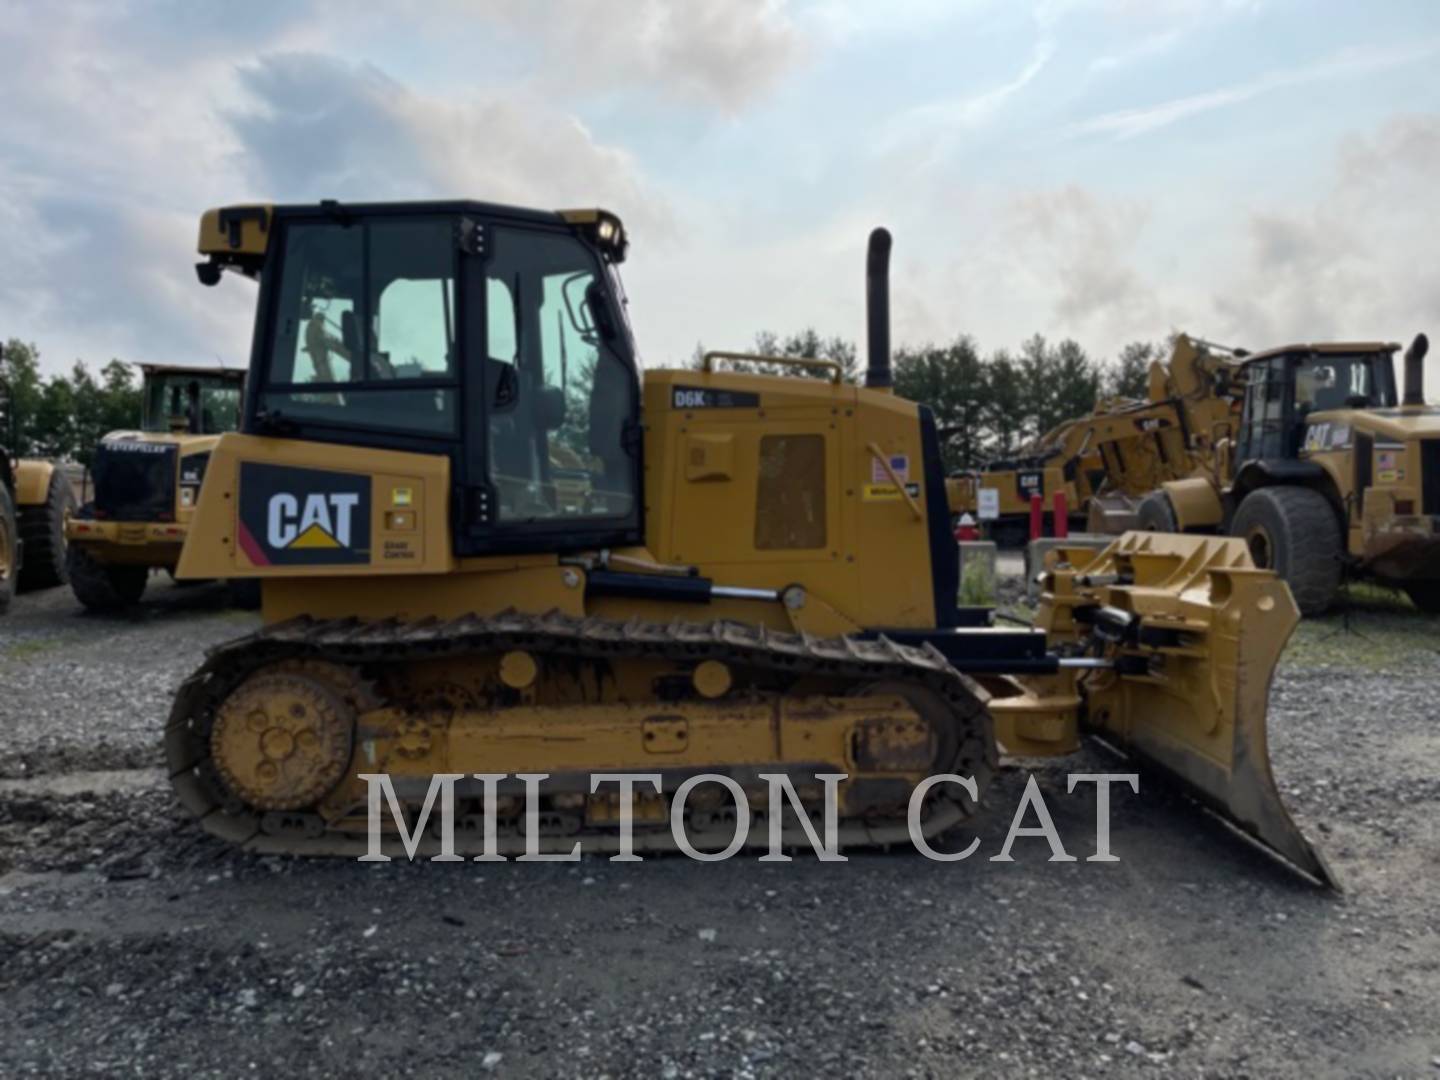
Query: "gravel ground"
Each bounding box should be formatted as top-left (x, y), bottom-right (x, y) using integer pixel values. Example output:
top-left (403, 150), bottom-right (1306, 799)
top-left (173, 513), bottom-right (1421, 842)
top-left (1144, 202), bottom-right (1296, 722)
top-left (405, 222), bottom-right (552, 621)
top-left (1, 574), bottom-right (1438, 1078)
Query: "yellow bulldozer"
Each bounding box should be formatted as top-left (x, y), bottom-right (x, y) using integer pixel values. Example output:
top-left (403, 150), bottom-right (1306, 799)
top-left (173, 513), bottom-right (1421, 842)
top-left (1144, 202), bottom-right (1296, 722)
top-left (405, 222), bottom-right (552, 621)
top-left (163, 199), bottom-right (1332, 885)
top-left (947, 335), bottom-right (1245, 542)
top-left (1138, 336), bottom-right (1440, 615)
top-left (0, 345), bottom-right (78, 612)
top-left (64, 362), bottom-right (251, 611)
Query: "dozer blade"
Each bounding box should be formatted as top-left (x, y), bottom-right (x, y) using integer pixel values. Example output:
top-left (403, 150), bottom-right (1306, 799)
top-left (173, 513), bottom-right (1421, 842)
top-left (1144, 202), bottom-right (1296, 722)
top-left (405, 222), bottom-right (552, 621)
top-left (1038, 532), bottom-right (1337, 889)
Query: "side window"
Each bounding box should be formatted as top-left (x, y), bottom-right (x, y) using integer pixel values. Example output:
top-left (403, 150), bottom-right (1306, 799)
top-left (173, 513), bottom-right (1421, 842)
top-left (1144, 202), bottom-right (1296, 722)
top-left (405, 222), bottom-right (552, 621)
top-left (484, 228), bottom-right (636, 524)
top-left (264, 219), bottom-right (457, 435)
top-left (273, 225), bottom-right (362, 385)
top-left (375, 279), bottom-right (454, 378)
top-left (368, 221), bottom-right (456, 381)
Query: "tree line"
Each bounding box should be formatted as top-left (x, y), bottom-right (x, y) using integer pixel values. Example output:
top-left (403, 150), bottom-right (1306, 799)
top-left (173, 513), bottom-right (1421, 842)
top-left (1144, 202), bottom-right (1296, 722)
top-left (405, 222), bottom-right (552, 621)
top-left (2, 340), bottom-right (141, 467)
top-left (4, 327), bottom-right (1162, 474)
top-left (693, 329), bottom-right (1161, 470)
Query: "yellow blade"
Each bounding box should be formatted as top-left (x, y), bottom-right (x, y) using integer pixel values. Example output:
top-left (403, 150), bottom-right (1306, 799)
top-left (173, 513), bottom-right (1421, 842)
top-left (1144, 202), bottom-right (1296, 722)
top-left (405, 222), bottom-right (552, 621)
top-left (1040, 532), bottom-right (1337, 889)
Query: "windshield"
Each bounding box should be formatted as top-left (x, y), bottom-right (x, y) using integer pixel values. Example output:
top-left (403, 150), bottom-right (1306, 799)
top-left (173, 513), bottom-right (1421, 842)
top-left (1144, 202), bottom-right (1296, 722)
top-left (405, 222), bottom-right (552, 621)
top-left (262, 218), bottom-right (459, 435)
top-left (1294, 353), bottom-right (1396, 413)
top-left (142, 373), bottom-right (243, 434)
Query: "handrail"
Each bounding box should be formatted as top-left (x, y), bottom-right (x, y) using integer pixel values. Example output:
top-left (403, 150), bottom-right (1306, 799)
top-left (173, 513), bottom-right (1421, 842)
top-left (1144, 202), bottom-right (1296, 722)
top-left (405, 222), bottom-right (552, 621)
top-left (701, 351), bottom-right (844, 384)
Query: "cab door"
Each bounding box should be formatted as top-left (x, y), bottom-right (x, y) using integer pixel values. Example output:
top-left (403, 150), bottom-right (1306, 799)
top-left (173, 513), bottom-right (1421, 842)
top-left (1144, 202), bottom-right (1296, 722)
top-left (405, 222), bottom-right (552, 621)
top-left (457, 221), bottom-right (643, 556)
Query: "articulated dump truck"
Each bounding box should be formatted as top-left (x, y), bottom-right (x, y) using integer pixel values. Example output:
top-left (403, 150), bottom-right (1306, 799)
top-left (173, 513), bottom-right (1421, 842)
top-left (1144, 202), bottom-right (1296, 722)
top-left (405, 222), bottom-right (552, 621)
top-left (946, 336), bottom-right (1244, 542)
top-left (165, 201), bottom-right (1332, 886)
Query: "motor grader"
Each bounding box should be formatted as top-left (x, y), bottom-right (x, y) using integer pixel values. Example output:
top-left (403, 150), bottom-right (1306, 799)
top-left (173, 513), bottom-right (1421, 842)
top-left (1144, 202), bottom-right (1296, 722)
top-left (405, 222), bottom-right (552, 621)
top-left (64, 362), bottom-right (251, 610)
top-left (166, 199), bottom-right (1330, 885)
top-left (0, 346), bottom-right (78, 611)
top-left (1138, 336), bottom-right (1440, 616)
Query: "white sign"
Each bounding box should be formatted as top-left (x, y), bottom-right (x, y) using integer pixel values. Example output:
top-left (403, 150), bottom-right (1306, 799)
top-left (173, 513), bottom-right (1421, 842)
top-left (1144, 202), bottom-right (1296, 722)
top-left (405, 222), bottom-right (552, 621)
top-left (977, 487), bottom-right (1000, 521)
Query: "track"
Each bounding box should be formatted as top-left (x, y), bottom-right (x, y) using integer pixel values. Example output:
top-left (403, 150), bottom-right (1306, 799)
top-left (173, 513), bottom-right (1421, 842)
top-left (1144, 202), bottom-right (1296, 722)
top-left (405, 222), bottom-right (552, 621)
top-left (165, 610), bottom-right (998, 857)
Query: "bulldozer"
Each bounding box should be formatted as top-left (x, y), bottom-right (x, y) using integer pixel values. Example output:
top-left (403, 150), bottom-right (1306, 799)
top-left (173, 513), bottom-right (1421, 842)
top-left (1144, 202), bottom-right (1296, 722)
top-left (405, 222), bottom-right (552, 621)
top-left (946, 336), bottom-right (1245, 543)
top-left (164, 199), bottom-right (1332, 886)
top-left (1137, 337), bottom-right (1440, 616)
top-left (0, 345), bottom-right (78, 612)
top-left (64, 362), bottom-right (250, 610)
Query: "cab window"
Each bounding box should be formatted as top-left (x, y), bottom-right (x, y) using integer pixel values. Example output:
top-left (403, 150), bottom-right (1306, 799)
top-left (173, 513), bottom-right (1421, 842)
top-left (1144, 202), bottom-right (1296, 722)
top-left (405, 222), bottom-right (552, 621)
top-left (263, 219), bottom-right (458, 435)
top-left (484, 227), bottom-right (636, 523)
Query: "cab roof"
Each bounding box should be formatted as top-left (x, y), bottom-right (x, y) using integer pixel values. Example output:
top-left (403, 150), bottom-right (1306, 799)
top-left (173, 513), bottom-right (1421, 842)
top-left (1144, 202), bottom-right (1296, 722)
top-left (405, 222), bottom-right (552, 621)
top-left (1242, 341), bottom-right (1400, 364)
top-left (136, 362), bottom-right (245, 380)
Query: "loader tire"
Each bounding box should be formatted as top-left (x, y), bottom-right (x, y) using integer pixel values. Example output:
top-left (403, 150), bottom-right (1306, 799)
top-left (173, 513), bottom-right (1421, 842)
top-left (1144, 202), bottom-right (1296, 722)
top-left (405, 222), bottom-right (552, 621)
top-left (0, 484), bottom-right (17, 615)
top-left (1402, 580), bottom-right (1440, 614)
top-left (1229, 486), bottom-right (1342, 616)
top-left (17, 469), bottom-right (76, 592)
top-left (67, 545), bottom-right (148, 611)
top-left (1136, 491), bottom-right (1178, 532)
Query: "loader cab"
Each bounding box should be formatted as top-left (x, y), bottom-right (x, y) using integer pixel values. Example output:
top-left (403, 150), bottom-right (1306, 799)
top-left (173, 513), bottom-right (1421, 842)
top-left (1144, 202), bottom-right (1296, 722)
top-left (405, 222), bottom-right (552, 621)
top-left (243, 202), bottom-right (643, 557)
top-left (1235, 345), bottom-right (1398, 463)
top-left (139, 365), bottom-right (246, 436)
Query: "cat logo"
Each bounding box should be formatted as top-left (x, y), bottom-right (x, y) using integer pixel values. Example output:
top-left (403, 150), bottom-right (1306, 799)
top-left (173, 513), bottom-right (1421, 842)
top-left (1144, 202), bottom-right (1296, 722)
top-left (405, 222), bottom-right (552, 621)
top-left (267, 493), bottom-right (360, 550)
top-left (237, 463), bottom-right (371, 566)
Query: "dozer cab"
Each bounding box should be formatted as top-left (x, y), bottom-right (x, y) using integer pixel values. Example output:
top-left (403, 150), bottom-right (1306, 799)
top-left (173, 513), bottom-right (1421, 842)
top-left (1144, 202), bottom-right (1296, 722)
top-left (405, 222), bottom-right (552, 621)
top-left (64, 362), bottom-right (251, 611)
top-left (0, 344), bottom-right (78, 611)
top-left (167, 199), bottom-right (1332, 885)
top-left (1139, 337), bottom-right (1440, 615)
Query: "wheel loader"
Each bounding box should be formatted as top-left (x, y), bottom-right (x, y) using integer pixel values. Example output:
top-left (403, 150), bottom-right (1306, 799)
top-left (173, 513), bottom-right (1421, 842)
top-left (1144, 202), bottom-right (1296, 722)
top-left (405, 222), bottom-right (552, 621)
top-left (64, 362), bottom-right (251, 611)
top-left (946, 335), bottom-right (1245, 542)
top-left (1138, 336), bottom-right (1440, 616)
top-left (165, 199), bottom-right (1332, 886)
top-left (0, 346), bottom-right (78, 611)
top-left (946, 414), bottom-right (1109, 545)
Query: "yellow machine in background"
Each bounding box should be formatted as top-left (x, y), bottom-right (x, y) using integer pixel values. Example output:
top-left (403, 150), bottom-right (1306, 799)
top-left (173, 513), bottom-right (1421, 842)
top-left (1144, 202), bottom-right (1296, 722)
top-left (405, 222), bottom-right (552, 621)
top-left (1, 344), bottom-right (78, 611)
top-left (64, 362), bottom-right (251, 611)
top-left (948, 336), bottom-right (1245, 543)
top-left (1139, 336), bottom-right (1440, 615)
top-left (947, 415), bottom-right (1109, 545)
top-left (165, 200), bottom-right (1331, 886)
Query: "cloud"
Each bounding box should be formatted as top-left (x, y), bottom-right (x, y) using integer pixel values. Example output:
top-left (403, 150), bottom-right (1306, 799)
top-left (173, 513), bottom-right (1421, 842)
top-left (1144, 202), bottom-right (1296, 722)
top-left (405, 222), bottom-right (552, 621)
top-left (227, 53), bottom-right (673, 239)
top-left (453, 0), bottom-right (804, 111)
top-left (1211, 113), bottom-right (1440, 352)
top-left (881, 38), bottom-right (1056, 152)
top-left (1088, 28), bottom-right (1181, 73)
top-left (0, 6), bottom-right (672, 375)
top-left (1069, 40), bottom-right (1440, 140)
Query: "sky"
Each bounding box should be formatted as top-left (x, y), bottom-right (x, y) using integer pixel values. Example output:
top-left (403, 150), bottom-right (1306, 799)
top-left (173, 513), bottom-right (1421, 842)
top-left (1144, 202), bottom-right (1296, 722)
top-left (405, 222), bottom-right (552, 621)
top-left (3, 0), bottom-right (1440, 381)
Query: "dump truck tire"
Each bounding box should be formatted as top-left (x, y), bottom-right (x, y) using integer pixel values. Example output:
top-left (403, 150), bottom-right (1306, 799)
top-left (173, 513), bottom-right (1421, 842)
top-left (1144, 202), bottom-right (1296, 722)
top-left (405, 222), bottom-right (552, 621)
top-left (1136, 491), bottom-right (1178, 532)
top-left (0, 484), bottom-right (17, 614)
top-left (226, 579), bottom-right (261, 610)
top-left (67, 545), bottom-right (148, 611)
top-left (1230, 486), bottom-right (1342, 616)
top-left (1402, 580), bottom-right (1440, 614)
top-left (17, 468), bottom-right (76, 592)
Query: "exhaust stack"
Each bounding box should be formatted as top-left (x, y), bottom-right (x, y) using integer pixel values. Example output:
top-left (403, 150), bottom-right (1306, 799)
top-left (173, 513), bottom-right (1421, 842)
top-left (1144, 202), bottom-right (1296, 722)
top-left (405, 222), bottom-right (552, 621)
top-left (1403, 332), bottom-right (1428, 406)
top-left (865, 227), bottom-right (893, 391)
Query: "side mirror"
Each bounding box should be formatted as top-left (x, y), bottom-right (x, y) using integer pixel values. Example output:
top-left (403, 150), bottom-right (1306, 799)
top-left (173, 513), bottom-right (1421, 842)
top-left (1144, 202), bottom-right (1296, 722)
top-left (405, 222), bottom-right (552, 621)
top-left (537, 385), bottom-right (567, 431)
top-left (585, 282), bottom-right (618, 341)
